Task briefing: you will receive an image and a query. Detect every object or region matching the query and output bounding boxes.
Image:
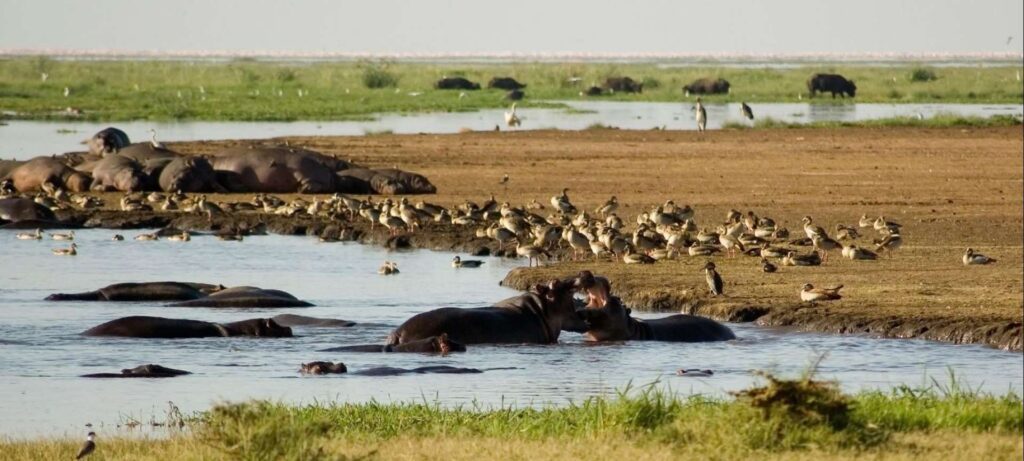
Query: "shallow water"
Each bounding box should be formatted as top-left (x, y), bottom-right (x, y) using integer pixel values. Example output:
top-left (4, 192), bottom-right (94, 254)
top-left (2, 102), bottom-right (1021, 160)
top-left (0, 229), bottom-right (1021, 438)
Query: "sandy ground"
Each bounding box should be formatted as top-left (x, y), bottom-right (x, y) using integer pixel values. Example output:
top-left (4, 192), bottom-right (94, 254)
top-left (166, 126), bottom-right (1020, 349)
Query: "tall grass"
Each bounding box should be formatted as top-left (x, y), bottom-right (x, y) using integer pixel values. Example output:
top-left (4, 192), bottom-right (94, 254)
top-left (0, 58), bottom-right (1020, 121)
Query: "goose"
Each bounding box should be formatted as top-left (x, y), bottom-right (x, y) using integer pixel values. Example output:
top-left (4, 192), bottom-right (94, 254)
top-left (842, 245), bottom-right (878, 260)
top-left (564, 227), bottom-right (591, 260)
top-left (50, 231), bottom-right (75, 241)
top-left (52, 242), bottom-right (77, 256)
top-left (801, 216), bottom-right (827, 239)
top-left (835, 224), bottom-right (860, 240)
top-left (378, 261), bottom-right (400, 275)
top-left (217, 233), bottom-right (244, 242)
top-left (874, 232), bottom-right (902, 258)
top-left (695, 97), bottom-right (707, 132)
top-left (873, 216), bottom-right (902, 233)
top-left (704, 262), bottom-right (723, 296)
top-left (696, 228), bottom-right (719, 245)
top-left (135, 232), bottom-right (159, 241)
top-left (761, 258), bottom-right (778, 273)
top-left (782, 251), bottom-right (821, 267)
top-left (650, 248), bottom-right (676, 261)
top-left (688, 242), bottom-right (720, 257)
top-left (726, 209), bottom-right (742, 224)
top-left (167, 231), bottom-right (191, 242)
top-left (811, 235), bottom-right (841, 262)
top-left (741, 102), bottom-right (754, 120)
top-left (16, 228), bottom-right (42, 240)
top-left (595, 196), bottom-right (618, 217)
top-left (858, 214), bottom-right (874, 228)
top-left (148, 129), bottom-right (165, 149)
top-left (718, 233), bottom-right (745, 258)
top-left (623, 248), bottom-right (655, 265)
top-left (452, 255), bottom-right (485, 268)
top-left (550, 188), bottom-right (576, 214)
top-left (515, 241), bottom-right (549, 267)
top-left (504, 103), bottom-right (521, 128)
top-left (111, 234), bottom-right (125, 241)
top-left (962, 248), bottom-right (996, 265)
top-left (760, 244), bottom-right (790, 259)
top-left (801, 283), bottom-right (843, 302)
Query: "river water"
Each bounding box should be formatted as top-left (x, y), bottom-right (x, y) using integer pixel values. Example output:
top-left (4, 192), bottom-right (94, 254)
top-left (2, 102), bottom-right (1021, 160)
top-left (0, 229), bottom-right (1020, 438)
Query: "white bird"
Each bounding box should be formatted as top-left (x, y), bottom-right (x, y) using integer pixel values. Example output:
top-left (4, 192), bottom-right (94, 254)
top-left (40, 72), bottom-right (48, 82)
top-left (963, 248), bottom-right (996, 265)
top-left (504, 103), bottom-right (521, 128)
top-left (148, 129), bottom-right (165, 149)
top-left (63, 87), bottom-right (70, 97)
top-left (695, 97), bottom-right (707, 132)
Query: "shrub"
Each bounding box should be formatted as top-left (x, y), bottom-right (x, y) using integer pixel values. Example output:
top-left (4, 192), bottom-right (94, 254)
top-left (359, 60), bottom-right (399, 89)
top-left (909, 67), bottom-right (938, 82)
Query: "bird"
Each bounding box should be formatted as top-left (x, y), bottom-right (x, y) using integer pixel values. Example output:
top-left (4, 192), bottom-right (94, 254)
top-left (167, 231), bottom-right (191, 242)
top-left (499, 174), bottom-right (509, 186)
top-left (811, 235), bottom-right (841, 262)
top-left (16, 228), bottom-right (42, 240)
top-left (516, 241), bottom-right (549, 267)
top-left (111, 234), bottom-right (125, 241)
top-left (782, 251), bottom-right (821, 266)
top-left (504, 103), bottom-right (521, 128)
top-left (963, 248), bottom-right (996, 265)
top-left (741, 102), bottom-right (754, 120)
top-left (452, 255), bottom-right (485, 268)
top-left (623, 248), bottom-right (655, 264)
top-left (148, 129), bottom-right (165, 149)
top-left (761, 258), bottom-right (778, 273)
top-left (704, 262), bottom-right (724, 296)
top-left (50, 231), bottom-right (75, 241)
top-left (842, 244), bottom-right (878, 260)
top-left (63, 87), bottom-right (70, 97)
top-left (801, 283), bottom-right (843, 303)
top-left (595, 196), bottom-right (618, 217)
top-left (378, 261), bottom-right (400, 275)
top-left (695, 97), bottom-right (707, 132)
top-left (52, 242), bottom-right (77, 256)
top-left (874, 232), bottom-right (902, 258)
top-left (76, 431), bottom-right (96, 460)
top-left (135, 232), bottom-right (159, 241)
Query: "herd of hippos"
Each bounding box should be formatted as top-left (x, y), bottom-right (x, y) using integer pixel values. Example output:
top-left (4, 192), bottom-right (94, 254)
top-left (45, 271), bottom-right (732, 378)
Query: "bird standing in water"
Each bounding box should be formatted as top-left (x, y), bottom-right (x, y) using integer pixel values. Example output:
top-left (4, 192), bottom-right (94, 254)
top-left (695, 97), bottom-right (707, 132)
top-left (741, 102), bottom-right (754, 120)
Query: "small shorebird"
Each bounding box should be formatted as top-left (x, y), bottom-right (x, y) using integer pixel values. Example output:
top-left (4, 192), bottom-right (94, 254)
top-left (695, 97), bottom-right (707, 132)
top-left (801, 283), bottom-right (843, 303)
top-left (76, 431), bottom-right (96, 460)
top-left (504, 103), bottom-right (521, 128)
top-left (378, 261), bottom-right (400, 275)
top-left (499, 174), bottom-right (509, 186)
top-left (52, 242), bottom-right (77, 256)
top-left (50, 230), bottom-right (75, 241)
top-left (16, 228), bottom-right (42, 240)
top-left (704, 262), bottom-right (724, 296)
top-left (452, 255), bottom-right (485, 268)
top-left (962, 248), bottom-right (996, 265)
top-left (741, 102), bottom-right (754, 120)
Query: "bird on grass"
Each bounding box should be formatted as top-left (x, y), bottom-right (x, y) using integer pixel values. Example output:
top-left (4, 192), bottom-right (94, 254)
top-left (800, 284), bottom-right (843, 303)
top-left (761, 258), bottom-right (777, 273)
top-left (962, 248), bottom-right (996, 265)
top-left (76, 431), bottom-right (96, 459)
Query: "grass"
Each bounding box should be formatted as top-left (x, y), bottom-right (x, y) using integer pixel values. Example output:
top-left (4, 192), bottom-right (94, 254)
top-left (0, 58), bottom-right (1021, 121)
top-left (3, 374), bottom-right (1020, 460)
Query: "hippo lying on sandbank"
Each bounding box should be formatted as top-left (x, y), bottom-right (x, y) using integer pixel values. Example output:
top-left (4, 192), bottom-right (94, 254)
top-left (578, 297), bottom-right (735, 342)
top-left (323, 334), bottom-right (466, 354)
top-left (387, 277), bottom-right (587, 345)
top-left (169, 286), bottom-right (313, 308)
top-left (8, 156), bottom-right (92, 192)
top-left (46, 282), bottom-right (224, 302)
top-left (81, 364), bottom-right (191, 378)
top-left (82, 316), bottom-right (293, 338)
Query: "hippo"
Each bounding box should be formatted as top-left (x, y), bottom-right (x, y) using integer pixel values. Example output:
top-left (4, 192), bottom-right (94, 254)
top-left (0, 160), bottom-right (24, 180)
top-left (9, 157), bottom-right (92, 192)
top-left (335, 168), bottom-right (403, 194)
top-left (387, 277), bottom-right (587, 345)
top-left (271, 314), bottom-right (356, 328)
top-left (159, 156), bottom-right (223, 192)
top-left (300, 361), bottom-right (347, 374)
top-left (374, 168), bottom-right (437, 194)
top-left (487, 77), bottom-right (526, 90)
top-left (82, 316), bottom-right (293, 338)
top-left (86, 127), bottom-right (131, 156)
top-left (81, 364), bottom-right (191, 378)
top-left (355, 365), bottom-right (484, 376)
top-left (683, 78), bottom-right (731, 95)
top-left (322, 334), bottom-right (466, 354)
top-left (435, 77), bottom-right (481, 90)
top-left (90, 154), bottom-right (150, 192)
top-left (578, 297), bottom-right (735, 342)
top-left (603, 77), bottom-right (643, 93)
top-left (45, 282), bottom-right (223, 302)
top-left (0, 198), bottom-right (57, 225)
top-left (808, 73), bottom-right (857, 98)
top-left (169, 286), bottom-right (313, 308)
top-left (116, 142), bottom-right (181, 164)
top-left (210, 147), bottom-right (340, 193)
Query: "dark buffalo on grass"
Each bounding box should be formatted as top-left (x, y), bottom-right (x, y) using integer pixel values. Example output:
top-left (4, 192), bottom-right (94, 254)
top-left (683, 78), bottom-right (731, 95)
top-left (807, 73), bottom-right (857, 98)
top-left (602, 77), bottom-right (643, 93)
top-left (435, 77), bottom-right (481, 90)
top-left (581, 86), bottom-right (604, 96)
top-left (488, 77), bottom-right (527, 90)
top-left (505, 89), bottom-right (525, 101)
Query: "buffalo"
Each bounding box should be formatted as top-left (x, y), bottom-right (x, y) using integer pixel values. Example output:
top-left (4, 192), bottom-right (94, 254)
top-left (435, 77), bottom-right (481, 90)
top-left (807, 73), bottom-right (857, 98)
top-left (603, 77), bottom-right (643, 93)
top-left (488, 77), bottom-right (526, 90)
top-left (683, 78), bottom-right (731, 95)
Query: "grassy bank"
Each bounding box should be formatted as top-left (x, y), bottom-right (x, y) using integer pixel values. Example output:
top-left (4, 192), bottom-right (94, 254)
top-left (3, 376), bottom-right (1021, 460)
top-left (0, 58), bottom-right (1021, 121)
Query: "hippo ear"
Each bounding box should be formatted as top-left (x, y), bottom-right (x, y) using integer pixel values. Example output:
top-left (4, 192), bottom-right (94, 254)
top-left (532, 283), bottom-right (547, 295)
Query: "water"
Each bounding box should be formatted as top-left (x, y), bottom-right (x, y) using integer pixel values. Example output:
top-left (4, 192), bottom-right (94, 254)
top-left (2, 102), bottom-right (1021, 160)
top-left (0, 229), bottom-right (1021, 438)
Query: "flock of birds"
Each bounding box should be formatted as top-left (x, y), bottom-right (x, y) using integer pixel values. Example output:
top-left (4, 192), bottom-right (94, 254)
top-left (496, 97), bottom-right (752, 131)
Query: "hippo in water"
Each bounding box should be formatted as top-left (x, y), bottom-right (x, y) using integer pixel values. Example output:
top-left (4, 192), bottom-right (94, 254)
top-left (322, 334), bottom-right (466, 354)
top-left (0, 197), bottom-right (58, 226)
top-left (46, 282), bottom-right (223, 302)
top-left (578, 296), bottom-right (735, 342)
top-left (82, 316), bottom-right (293, 338)
top-left (271, 314), bottom-right (356, 328)
top-left (8, 157), bottom-right (92, 192)
top-left (169, 286), bottom-right (313, 308)
top-left (387, 276), bottom-right (587, 345)
top-left (81, 364), bottom-right (191, 378)
top-left (86, 127), bottom-right (131, 156)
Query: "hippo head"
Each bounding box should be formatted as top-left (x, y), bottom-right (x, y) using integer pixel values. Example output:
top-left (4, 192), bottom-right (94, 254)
top-left (114, 168), bottom-right (145, 192)
top-left (533, 278), bottom-right (589, 333)
top-left (254, 318), bottom-right (293, 337)
top-left (578, 296), bottom-right (632, 342)
top-left (575, 270), bottom-right (611, 308)
top-left (300, 361), bottom-right (347, 375)
top-left (434, 333), bottom-right (466, 355)
top-left (64, 172), bottom-right (92, 192)
top-left (846, 80), bottom-right (857, 97)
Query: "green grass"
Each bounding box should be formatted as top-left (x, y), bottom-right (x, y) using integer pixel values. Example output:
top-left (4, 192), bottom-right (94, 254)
top-left (2, 374), bottom-right (1021, 460)
top-left (0, 57), bottom-right (1021, 121)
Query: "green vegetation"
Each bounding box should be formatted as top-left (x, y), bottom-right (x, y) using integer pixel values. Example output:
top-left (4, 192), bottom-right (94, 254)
top-left (2, 373), bottom-right (1021, 461)
top-left (0, 57), bottom-right (1020, 121)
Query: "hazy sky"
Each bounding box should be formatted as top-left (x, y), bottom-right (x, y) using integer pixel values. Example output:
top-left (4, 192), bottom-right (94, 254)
top-left (1, 0), bottom-right (1022, 55)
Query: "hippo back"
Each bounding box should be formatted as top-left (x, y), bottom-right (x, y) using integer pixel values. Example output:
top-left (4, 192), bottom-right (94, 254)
top-left (91, 154), bottom-right (150, 192)
top-left (10, 157), bottom-right (92, 192)
top-left (210, 147), bottom-right (337, 193)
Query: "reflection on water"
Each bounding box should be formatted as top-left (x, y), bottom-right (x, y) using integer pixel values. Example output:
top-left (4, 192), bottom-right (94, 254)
top-left (1, 102), bottom-right (1021, 160)
top-left (0, 229), bottom-right (1021, 438)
